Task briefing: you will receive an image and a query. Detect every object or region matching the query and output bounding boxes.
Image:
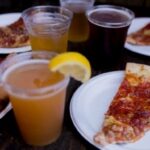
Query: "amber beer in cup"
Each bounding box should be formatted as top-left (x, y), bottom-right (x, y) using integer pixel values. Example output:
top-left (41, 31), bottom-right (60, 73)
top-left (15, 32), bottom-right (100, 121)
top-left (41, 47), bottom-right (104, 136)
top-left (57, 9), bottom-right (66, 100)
top-left (1, 52), bottom-right (69, 146)
top-left (22, 6), bottom-right (73, 53)
top-left (86, 5), bottom-right (134, 69)
top-left (60, 0), bottom-right (94, 42)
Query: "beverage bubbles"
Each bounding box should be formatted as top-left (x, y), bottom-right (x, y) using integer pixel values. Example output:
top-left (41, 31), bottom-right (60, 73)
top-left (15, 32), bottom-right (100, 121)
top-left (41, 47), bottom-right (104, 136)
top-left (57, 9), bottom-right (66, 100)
top-left (86, 5), bottom-right (134, 70)
top-left (22, 6), bottom-right (73, 53)
top-left (60, 0), bottom-right (95, 42)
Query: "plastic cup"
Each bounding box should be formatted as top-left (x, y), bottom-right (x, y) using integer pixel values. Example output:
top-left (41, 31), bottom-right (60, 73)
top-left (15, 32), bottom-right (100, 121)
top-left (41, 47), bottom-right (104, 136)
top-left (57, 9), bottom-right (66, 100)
top-left (1, 51), bottom-right (69, 146)
top-left (22, 6), bottom-right (73, 53)
top-left (86, 5), bottom-right (134, 70)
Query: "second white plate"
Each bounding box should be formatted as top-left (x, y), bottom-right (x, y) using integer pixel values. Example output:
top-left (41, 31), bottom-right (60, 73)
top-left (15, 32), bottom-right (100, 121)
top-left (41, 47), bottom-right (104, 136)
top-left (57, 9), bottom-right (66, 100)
top-left (124, 17), bottom-right (150, 56)
top-left (0, 13), bottom-right (31, 54)
top-left (70, 71), bottom-right (150, 150)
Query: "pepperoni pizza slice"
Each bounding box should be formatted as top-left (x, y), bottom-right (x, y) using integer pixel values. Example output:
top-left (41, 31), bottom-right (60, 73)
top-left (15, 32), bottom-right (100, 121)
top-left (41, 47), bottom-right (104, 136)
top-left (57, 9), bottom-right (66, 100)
top-left (0, 17), bottom-right (30, 48)
top-left (126, 23), bottom-right (150, 45)
top-left (94, 63), bottom-right (150, 146)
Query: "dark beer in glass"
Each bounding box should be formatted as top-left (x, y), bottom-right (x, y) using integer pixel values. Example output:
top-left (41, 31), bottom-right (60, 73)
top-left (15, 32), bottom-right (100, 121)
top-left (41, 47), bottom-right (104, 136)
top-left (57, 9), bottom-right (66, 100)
top-left (86, 5), bottom-right (134, 70)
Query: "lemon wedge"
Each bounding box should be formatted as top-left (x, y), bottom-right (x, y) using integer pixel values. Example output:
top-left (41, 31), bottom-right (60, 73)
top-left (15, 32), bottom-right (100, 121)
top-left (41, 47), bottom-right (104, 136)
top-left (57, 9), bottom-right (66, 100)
top-left (48, 52), bottom-right (91, 83)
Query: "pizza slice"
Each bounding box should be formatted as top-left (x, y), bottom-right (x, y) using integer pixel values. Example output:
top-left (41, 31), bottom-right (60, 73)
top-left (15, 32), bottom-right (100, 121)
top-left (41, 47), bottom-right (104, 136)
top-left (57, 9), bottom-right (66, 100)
top-left (0, 17), bottom-right (30, 48)
top-left (126, 23), bottom-right (150, 45)
top-left (94, 63), bottom-right (150, 146)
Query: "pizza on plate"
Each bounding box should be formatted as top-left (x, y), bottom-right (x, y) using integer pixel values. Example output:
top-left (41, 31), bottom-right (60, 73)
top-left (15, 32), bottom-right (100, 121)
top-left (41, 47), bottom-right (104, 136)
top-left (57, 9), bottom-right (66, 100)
top-left (0, 17), bottom-right (30, 48)
top-left (94, 63), bottom-right (150, 146)
top-left (126, 22), bottom-right (150, 45)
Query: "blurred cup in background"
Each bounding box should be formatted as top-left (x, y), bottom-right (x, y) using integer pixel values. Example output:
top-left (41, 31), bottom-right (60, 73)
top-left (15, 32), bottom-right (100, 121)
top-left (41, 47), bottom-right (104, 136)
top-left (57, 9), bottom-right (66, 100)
top-left (22, 6), bottom-right (73, 53)
top-left (60, 0), bottom-right (95, 43)
top-left (86, 5), bottom-right (134, 70)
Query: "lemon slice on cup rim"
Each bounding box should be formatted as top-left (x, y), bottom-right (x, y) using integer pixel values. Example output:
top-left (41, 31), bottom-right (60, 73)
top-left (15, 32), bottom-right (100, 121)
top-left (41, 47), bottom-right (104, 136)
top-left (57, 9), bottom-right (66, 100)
top-left (48, 52), bottom-right (91, 83)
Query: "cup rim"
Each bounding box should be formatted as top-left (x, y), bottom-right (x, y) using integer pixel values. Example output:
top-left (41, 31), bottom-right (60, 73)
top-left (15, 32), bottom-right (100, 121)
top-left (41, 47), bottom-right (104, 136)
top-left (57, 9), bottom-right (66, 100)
top-left (60, 0), bottom-right (95, 4)
top-left (22, 5), bottom-right (73, 24)
top-left (86, 5), bottom-right (135, 28)
top-left (1, 51), bottom-right (70, 99)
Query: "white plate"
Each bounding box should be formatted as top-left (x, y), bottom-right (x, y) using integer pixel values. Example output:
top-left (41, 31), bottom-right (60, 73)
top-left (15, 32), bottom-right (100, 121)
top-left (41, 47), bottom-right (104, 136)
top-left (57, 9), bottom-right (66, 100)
top-left (0, 13), bottom-right (31, 54)
top-left (124, 17), bottom-right (150, 56)
top-left (70, 71), bottom-right (150, 150)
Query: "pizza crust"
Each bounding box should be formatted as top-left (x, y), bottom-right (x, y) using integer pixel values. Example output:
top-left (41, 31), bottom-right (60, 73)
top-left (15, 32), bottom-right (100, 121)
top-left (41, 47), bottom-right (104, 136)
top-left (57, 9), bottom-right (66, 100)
top-left (94, 115), bottom-right (138, 146)
top-left (126, 23), bottom-right (150, 46)
top-left (126, 62), bottom-right (150, 79)
top-left (126, 35), bottom-right (137, 44)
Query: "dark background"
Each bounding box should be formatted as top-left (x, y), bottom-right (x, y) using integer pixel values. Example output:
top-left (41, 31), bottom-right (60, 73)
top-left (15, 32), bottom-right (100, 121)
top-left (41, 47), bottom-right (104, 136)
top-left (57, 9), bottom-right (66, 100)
top-left (0, 1), bottom-right (149, 150)
top-left (0, 0), bottom-right (150, 13)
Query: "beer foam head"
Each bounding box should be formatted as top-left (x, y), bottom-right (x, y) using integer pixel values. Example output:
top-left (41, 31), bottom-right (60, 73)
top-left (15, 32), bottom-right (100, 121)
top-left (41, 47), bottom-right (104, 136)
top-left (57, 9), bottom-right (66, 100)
top-left (87, 5), bottom-right (135, 28)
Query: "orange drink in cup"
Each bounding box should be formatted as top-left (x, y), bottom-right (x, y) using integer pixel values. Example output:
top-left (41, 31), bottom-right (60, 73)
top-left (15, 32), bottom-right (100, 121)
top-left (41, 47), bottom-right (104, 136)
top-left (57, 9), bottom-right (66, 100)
top-left (1, 51), bottom-right (69, 146)
top-left (1, 51), bottom-right (91, 146)
top-left (22, 6), bottom-right (73, 53)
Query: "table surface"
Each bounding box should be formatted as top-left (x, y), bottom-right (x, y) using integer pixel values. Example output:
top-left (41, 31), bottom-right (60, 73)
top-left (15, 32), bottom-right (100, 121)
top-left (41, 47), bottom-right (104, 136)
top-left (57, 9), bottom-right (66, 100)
top-left (0, 3), bottom-right (150, 150)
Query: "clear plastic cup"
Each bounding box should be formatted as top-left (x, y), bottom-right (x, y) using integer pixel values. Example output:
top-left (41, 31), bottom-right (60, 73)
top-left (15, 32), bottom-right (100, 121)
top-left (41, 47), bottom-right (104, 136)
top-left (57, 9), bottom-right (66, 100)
top-left (86, 5), bottom-right (134, 69)
top-left (22, 6), bottom-right (73, 53)
top-left (1, 51), bottom-right (69, 146)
